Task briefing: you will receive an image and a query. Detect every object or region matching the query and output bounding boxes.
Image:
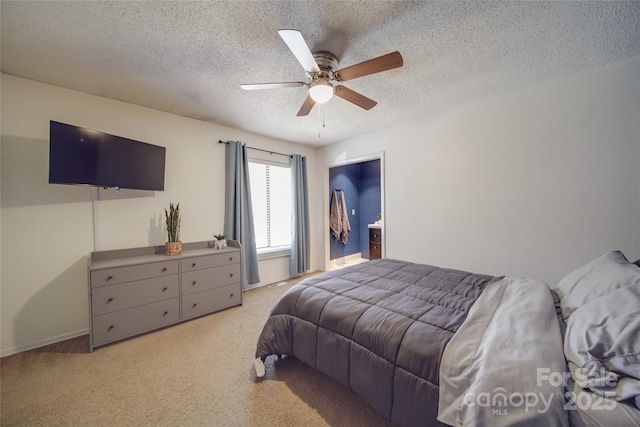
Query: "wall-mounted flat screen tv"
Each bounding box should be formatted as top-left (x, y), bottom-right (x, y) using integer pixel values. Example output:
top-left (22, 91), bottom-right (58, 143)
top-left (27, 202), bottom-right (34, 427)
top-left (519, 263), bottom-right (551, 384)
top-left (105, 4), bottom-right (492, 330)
top-left (49, 121), bottom-right (166, 191)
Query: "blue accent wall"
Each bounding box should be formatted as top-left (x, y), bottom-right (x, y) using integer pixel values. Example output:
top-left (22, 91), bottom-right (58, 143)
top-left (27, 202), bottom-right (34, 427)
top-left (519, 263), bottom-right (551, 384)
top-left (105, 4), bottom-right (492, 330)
top-left (329, 159), bottom-right (381, 260)
top-left (359, 159), bottom-right (381, 258)
top-left (329, 163), bottom-right (360, 259)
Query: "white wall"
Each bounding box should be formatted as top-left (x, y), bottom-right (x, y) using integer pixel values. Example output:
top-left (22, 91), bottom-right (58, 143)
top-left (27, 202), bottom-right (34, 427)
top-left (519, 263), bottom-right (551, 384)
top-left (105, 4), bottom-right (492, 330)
top-left (0, 74), bottom-right (317, 356)
top-left (316, 58), bottom-right (640, 285)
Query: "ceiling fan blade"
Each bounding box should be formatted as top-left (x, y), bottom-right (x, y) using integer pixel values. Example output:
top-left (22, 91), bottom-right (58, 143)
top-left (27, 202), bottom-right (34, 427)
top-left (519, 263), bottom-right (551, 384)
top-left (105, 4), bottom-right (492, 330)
top-left (278, 29), bottom-right (321, 74)
top-left (334, 86), bottom-right (378, 110)
top-left (335, 51), bottom-right (403, 82)
top-left (296, 95), bottom-right (316, 116)
top-left (241, 82), bottom-right (305, 90)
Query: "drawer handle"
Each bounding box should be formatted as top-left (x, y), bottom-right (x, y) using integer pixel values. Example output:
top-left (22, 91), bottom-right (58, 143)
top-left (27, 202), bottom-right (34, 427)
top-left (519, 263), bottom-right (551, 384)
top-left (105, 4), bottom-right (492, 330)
top-left (163, 311), bottom-right (169, 316)
top-left (162, 287), bottom-right (168, 292)
top-left (107, 325), bottom-right (115, 331)
top-left (192, 303), bottom-right (197, 308)
top-left (162, 267), bottom-right (167, 272)
top-left (106, 275), bottom-right (113, 281)
top-left (230, 293), bottom-right (234, 298)
top-left (229, 257), bottom-right (233, 262)
top-left (229, 273), bottom-right (233, 278)
top-left (192, 262), bottom-right (196, 268)
top-left (192, 281), bottom-right (197, 286)
top-left (106, 297), bottom-right (114, 304)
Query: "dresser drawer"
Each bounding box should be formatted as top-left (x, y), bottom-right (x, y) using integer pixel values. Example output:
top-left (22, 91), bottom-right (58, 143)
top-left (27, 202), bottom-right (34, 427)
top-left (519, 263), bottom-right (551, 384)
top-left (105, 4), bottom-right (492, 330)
top-left (370, 243), bottom-right (382, 260)
top-left (182, 284), bottom-right (242, 319)
top-left (91, 260), bottom-right (179, 288)
top-left (91, 274), bottom-right (179, 316)
top-left (92, 298), bottom-right (180, 346)
top-left (181, 264), bottom-right (240, 296)
top-left (181, 251), bottom-right (240, 272)
top-left (369, 228), bottom-right (381, 243)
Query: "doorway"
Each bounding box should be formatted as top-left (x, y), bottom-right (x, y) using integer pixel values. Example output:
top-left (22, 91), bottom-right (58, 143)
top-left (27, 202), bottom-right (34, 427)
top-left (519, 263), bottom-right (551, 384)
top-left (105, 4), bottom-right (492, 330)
top-left (325, 152), bottom-right (384, 271)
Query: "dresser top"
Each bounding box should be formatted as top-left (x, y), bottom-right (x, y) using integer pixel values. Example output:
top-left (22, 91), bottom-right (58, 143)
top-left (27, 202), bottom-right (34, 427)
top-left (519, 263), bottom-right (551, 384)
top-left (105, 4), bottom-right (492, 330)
top-left (89, 240), bottom-right (240, 270)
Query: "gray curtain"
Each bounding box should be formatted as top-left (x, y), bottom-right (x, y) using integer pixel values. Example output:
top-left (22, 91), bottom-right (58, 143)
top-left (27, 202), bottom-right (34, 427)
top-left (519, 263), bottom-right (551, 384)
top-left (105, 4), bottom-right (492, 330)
top-left (224, 141), bottom-right (260, 288)
top-left (290, 154), bottom-right (310, 277)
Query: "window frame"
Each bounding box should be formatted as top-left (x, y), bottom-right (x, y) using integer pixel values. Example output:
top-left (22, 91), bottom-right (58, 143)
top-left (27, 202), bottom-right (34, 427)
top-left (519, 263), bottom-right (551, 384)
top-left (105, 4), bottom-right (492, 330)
top-left (247, 156), bottom-right (292, 258)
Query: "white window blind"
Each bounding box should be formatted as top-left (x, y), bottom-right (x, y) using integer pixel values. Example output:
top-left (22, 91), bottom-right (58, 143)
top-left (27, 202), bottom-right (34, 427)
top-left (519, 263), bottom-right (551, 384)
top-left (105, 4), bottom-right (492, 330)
top-left (248, 161), bottom-right (292, 252)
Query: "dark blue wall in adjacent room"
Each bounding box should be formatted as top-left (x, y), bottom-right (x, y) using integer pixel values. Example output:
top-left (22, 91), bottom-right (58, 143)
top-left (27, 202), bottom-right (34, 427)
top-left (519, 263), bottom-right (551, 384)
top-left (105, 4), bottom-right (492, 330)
top-left (329, 159), bottom-right (381, 260)
top-left (358, 159), bottom-right (381, 258)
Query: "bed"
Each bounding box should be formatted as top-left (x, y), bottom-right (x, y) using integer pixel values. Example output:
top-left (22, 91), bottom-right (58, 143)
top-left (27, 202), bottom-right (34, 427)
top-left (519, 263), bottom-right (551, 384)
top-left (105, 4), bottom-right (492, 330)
top-left (254, 253), bottom-right (640, 427)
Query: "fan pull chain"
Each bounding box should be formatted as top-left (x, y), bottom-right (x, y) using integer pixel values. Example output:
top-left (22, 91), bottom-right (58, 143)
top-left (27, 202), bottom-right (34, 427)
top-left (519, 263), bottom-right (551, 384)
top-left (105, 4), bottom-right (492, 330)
top-left (317, 104), bottom-right (326, 138)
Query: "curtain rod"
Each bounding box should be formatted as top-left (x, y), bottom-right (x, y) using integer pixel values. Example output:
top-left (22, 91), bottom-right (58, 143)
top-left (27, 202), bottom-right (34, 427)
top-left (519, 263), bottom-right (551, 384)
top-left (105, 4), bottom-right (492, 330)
top-left (218, 140), bottom-right (292, 158)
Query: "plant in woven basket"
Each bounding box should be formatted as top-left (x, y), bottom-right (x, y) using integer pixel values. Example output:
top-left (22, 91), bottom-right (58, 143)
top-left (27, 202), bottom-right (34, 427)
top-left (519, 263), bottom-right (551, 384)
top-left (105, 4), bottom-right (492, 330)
top-left (165, 203), bottom-right (181, 242)
top-left (164, 203), bottom-right (182, 256)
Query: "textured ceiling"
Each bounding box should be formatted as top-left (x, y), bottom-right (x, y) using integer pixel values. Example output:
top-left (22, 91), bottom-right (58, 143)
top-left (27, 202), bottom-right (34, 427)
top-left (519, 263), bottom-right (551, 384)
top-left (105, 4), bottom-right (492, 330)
top-left (2, 1), bottom-right (639, 147)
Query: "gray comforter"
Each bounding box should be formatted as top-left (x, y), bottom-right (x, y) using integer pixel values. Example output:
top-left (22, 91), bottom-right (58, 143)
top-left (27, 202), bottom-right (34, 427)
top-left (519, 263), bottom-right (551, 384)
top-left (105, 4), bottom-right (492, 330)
top-left (254, 259), bottom-right (494, 426)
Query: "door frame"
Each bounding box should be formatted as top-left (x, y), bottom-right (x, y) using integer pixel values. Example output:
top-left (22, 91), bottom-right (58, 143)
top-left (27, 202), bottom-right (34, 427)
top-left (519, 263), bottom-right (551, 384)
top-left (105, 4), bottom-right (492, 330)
top-left (323, 151), bottom-right (385, 272)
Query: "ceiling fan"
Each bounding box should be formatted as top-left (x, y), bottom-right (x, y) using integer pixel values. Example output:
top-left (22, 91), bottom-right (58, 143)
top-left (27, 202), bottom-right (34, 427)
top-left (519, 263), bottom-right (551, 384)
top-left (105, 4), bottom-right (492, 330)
top-left (241, 29), bottom-right (403, 116)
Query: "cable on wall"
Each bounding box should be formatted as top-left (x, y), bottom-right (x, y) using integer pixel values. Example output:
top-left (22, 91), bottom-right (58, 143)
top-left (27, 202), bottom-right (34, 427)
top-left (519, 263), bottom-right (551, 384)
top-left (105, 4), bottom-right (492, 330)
top-left (91, 187), bottom-right (101, 251)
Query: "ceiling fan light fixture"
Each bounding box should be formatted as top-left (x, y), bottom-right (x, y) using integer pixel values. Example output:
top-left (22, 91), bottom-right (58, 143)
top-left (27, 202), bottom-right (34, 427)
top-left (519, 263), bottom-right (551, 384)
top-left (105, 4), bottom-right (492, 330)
top-left (308, 80), bottom-right (334, 103)
top-left (241, 30), bottom-right (403, 116)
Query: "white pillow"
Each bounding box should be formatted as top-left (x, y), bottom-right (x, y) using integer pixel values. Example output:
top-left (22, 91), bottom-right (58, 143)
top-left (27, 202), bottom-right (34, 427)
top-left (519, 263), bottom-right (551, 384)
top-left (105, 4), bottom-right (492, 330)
top-left (564, 284), bottom-right (640, 407)
top-left (554, 251), bottom-right (640, 322)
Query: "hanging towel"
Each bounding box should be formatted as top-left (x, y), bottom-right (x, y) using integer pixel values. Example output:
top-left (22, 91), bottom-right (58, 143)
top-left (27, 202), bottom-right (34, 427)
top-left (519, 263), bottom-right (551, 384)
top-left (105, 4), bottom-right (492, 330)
top-left (330, 189), bottom-right (342, 241)
top-left (339, 190), bottom-right (351, 244)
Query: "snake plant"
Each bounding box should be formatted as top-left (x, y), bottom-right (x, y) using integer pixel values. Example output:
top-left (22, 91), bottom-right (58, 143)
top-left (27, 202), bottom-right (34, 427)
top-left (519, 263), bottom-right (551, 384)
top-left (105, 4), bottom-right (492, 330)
top-left (165, 203), bottom-right (181, 242)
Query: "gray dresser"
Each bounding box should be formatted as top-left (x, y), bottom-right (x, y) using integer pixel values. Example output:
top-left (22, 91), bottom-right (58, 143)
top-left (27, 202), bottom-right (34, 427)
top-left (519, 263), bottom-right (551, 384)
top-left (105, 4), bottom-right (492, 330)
top-left (88, 240), bottom-right (242, 351)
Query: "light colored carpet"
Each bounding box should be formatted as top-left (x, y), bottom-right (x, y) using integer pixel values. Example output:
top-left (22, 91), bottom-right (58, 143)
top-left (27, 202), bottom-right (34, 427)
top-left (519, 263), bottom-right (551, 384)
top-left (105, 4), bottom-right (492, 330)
top-left (0, 275), bottom-right (393, 427)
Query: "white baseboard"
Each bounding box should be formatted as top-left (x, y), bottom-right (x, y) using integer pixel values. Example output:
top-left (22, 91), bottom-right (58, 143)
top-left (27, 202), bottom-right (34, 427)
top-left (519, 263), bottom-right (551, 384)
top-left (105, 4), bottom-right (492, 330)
top-left (246, 269), bottom-right (320, 291)
top-left (1, 328), bottom-right (89, 358)
top-left (330, 252), bottom-right (363, 267)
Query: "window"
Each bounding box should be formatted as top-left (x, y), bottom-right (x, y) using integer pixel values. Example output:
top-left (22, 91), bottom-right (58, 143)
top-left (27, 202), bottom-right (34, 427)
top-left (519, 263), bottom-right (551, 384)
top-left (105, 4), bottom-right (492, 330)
top-left (248, 161), bottom-right (291, 254)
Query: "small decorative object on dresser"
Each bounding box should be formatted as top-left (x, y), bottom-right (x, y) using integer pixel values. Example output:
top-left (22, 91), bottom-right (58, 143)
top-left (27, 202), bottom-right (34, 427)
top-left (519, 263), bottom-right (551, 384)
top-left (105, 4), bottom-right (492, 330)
top-left (213, 234), bottom-right (227, 250)
top-left (164, 202), bottom-right (182, 255)
top-left (375, 212), bottom-right (382, 226)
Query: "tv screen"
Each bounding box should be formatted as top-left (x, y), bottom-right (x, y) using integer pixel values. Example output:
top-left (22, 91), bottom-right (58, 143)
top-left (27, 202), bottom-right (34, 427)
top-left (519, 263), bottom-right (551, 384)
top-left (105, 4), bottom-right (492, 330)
top-left (49, 121), bottom-right (166, 191)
